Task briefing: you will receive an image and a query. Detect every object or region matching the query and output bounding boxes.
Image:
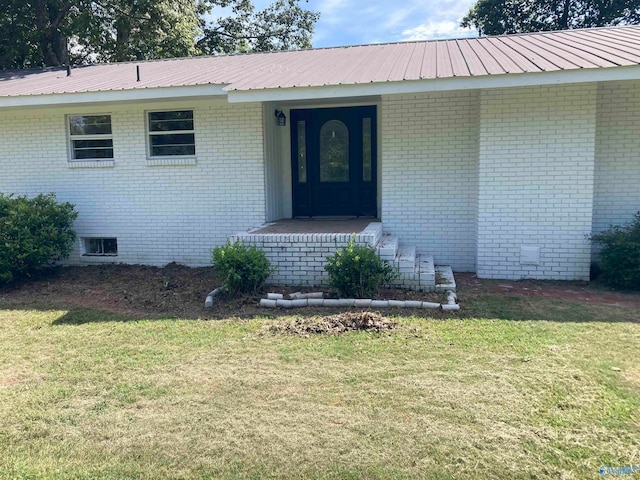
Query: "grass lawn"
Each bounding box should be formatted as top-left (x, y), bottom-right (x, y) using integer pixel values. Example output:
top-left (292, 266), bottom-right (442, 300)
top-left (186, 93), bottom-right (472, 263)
top-left (0, 267), bottom-right (639, 479)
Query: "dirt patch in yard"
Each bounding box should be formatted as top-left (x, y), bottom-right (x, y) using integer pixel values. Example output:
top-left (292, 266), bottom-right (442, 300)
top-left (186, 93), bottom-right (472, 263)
top-left (1, 265), bottom-right (639, 321)
top-left (456, 272), bottom-right (640, 306)
top-left (0, 264), bottom-right (451, 320)
top-left (0, 264), bottom-right (216, 319)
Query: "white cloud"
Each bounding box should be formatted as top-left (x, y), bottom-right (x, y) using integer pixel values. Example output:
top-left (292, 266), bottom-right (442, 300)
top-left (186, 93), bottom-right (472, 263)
top-left (308, 0), bottom-right (479, 47)
top-left (383, 7), bottom-right (413, 30)
top-left (315, 0), bottom-right (351, 25)
top-left (401, 20), bottom-right (477, 41)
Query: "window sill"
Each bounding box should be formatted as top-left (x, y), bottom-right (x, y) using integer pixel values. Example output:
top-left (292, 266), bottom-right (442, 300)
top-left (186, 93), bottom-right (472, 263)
top-left (68, 160), bottom-right (115, 169)
top-left (146, 156), bottom-right (197, 167)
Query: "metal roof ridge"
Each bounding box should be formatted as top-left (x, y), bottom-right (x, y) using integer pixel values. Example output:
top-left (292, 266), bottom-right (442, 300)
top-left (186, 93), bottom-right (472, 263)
top-left (3, 24), bottom-right (640, 77)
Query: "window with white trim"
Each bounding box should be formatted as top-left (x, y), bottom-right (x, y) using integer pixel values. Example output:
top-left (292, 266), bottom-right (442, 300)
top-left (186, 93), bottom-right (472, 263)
top-left (147, 110), bottom-right (195, 157)
top-left (68, 115), bottom-right (113, 160)
top-left (83, 237), bottom-right (118, 256)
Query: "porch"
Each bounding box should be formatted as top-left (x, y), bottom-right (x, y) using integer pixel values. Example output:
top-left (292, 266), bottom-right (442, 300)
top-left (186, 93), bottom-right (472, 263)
top-left (232, 219), bottom-right (456, 292)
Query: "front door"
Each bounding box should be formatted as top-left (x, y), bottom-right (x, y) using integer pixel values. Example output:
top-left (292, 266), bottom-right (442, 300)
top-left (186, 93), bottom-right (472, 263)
top-left (291, 106), bottom-right (377, 217)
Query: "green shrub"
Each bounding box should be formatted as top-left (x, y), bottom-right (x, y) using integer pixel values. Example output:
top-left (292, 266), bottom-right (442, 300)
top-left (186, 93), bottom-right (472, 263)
top-left (0, 193), bottom-right (78, 284)
top-left (325, 237), bottom-right (397, 298)
top-left (591, 212), bottom-right (640, 290)
top-left (211, 240), bottom-right (272, 295)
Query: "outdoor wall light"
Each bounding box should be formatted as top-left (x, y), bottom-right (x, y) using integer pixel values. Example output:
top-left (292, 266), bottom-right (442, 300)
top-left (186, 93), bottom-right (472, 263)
top-left (275, 109), bottom-right (287, 126)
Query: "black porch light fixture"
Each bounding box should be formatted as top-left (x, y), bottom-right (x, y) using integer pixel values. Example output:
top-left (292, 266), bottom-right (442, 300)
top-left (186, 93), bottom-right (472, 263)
top-left (275, 109), bottom-right (287, 127)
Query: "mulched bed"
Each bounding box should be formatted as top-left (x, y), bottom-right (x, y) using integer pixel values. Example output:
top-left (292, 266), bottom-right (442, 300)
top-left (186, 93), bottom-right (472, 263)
top-left (0, 264), bottom-right (451, 320)
top-left (266, 312), bottom-right (396, 336)
top-left (1, 264), bottom-right (638, 321)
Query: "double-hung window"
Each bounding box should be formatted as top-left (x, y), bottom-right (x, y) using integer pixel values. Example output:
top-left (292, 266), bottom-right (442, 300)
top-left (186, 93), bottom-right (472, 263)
top-left (147, 110), bottom-right (195, 157)
top-left (68, 115), bottom-right (113, 160)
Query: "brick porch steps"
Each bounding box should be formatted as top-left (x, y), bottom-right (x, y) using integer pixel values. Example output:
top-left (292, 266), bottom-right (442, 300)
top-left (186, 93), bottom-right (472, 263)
top-left (233, 221), bottom-right (456, 292)
top-left (377, 235), bottom-right (399, 261)
top-left (376, 233), bottom-right (455, 292)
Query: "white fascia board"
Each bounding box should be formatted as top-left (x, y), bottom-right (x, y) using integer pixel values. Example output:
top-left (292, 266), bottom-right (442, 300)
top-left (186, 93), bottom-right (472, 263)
top-left (226, 65), bottom-right (640, 103)
top-left (0, 84), bottom-right (228, 109)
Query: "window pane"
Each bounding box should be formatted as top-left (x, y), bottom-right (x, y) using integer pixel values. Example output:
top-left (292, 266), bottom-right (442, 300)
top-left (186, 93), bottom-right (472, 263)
top-left (149, 111), bottom-right (194, 131)
top-left (73, 139), bottom-right (113, 149)
top-left (149, 110), bottom-right (193, 122)
top-left (320, 120), bottom-right (349, 183)
top-left (297, 120), bottom-right (306, 183)
top-left (150, 133), bottom-right (195, 147)
top-left (362, 117), bottom-right (372, 182)
top-left (69, 115), bottom-right (112, 135)
top-left (87, 238), bottom-right (103, 254)
top-left (151, 145), bottom-right (196, 156)
top-left (72, 139), bottom-right (113, 159)
top-left (103, 238), bottom-right (118, 254)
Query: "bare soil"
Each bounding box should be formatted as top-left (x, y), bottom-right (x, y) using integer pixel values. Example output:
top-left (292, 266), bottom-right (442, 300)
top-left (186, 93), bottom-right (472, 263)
top-left (0, 264), bottom-right (638, 320)
top-left (456, 272), bottom-right (640, 306)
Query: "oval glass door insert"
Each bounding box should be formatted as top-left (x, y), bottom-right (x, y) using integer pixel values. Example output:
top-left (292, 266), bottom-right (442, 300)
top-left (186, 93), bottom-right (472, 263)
top-left (319, 120), bottom-right (349, 182)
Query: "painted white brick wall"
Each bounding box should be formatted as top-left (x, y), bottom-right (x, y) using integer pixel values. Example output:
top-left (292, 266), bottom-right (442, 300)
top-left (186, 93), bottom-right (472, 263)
top-left (593, 81), bottom-right (640, 245)
top-left (0, 99), bottom-right (265, 266)
top-left (477, 84), bottom-right (597, 280)
top-left (381, 91), bottom-right (479, 271)
top-left (233, 228), bottom-right (379, 287)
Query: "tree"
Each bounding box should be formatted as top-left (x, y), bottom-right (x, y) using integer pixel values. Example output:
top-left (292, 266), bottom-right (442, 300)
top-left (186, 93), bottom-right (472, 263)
top-left (198, 0), bottom-right (319, 54)
top-left (0, 0), bottom-right (319, 69)
top-left (72, 0), bottom-right (203, 63)
top-left (461, 0), bottom-right (640, 36)
top-left (0, 0), bottom-right (75, 68)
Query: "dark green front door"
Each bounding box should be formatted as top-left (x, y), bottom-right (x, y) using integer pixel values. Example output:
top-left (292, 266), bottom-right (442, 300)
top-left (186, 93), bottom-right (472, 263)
top-left (291, 106), bottom-right (377, 217)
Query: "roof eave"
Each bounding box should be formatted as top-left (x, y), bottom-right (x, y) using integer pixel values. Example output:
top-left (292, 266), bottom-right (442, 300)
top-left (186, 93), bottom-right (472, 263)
top-left (0, 83), bottom-right (228, 109)
top-left (225, 64), bottom-right (640, 103)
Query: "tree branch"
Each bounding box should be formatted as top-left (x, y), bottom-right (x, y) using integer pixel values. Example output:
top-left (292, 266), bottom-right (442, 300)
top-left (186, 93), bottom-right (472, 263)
top-left (90, 0), bottom-right (152, 22)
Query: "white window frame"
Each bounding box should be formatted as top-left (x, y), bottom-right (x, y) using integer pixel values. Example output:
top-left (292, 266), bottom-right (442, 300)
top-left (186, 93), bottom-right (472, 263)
top-left (146, 109), bottom-right (196, 159)
top-left (81, 237), bottom-right (118, 257)
top-left (67, 114), bottom-right (114, 162)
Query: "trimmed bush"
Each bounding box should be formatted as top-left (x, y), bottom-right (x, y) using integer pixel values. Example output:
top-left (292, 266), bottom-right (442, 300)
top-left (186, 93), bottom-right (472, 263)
top-left (591, 212), bottom-right (640, 290)
top-left (211, 240), bottom-right (272, 295)
top-left (0, 193), bottom-right (78, 284)
top-left (325, 237), bottom-right (397, 298)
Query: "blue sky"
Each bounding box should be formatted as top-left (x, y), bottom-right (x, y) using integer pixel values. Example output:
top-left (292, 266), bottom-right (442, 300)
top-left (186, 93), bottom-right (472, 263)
top-left (305, 0), bottom-right (479, 47)
top-left (211, 0), bottom-right (479, 48)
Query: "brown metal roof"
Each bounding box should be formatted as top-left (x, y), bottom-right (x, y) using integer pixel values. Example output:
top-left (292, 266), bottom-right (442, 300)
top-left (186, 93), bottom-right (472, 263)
top-left (1, 25), bottom-right (640, 98)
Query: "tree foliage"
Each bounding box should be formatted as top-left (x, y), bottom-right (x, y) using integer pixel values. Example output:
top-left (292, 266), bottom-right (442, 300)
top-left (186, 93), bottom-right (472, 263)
top-left (0, 0), bottom-right (319, 69)
top-left (198, 0), bottom-right (318, 54)
top-left (462, 0), bottom-right (640, 35)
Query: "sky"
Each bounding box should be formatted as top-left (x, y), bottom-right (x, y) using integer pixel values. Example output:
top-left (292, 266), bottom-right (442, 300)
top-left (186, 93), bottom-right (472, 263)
top-left (213, 0), bottom-right (479, 48)
top-left (305, 0), bottom-right (479, 47)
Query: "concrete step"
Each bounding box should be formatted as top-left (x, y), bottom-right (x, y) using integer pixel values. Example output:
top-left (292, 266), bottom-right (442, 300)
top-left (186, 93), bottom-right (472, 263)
top-left (377, 235), bottom-right (399, 261)
top-left (361, 222), bottom-right (383, 247)
top-left (394, 244), bottom-right (416, 274)
top-left (435, 265), bottom-right (456, 293)
top-left (417, 254), bottom-right (435, 287)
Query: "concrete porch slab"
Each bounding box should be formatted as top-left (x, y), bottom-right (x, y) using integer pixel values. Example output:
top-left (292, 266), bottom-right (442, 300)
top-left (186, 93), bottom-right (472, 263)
top-left (250, 218), bottom-right (374, 234)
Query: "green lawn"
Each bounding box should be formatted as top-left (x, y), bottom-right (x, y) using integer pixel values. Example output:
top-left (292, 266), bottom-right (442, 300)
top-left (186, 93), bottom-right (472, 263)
top-left (0, 291), bottom-right (639, 478)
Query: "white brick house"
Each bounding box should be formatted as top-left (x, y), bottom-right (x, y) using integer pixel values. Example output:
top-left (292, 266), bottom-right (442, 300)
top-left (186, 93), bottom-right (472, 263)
top-left (1, 26), bottom-right (639, 283)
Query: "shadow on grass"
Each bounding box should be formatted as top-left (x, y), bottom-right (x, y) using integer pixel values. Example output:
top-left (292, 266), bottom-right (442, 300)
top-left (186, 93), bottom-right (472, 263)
top-left (50, 308), bottom-right (151, 325)
top-left (39, 296), bottom-right (640, 325)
